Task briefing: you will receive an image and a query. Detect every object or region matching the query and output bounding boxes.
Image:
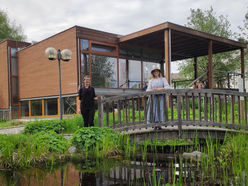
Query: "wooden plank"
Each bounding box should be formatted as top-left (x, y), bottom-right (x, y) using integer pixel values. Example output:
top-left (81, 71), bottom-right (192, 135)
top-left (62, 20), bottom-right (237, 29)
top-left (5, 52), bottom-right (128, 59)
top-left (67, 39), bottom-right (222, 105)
top-left (225, 95), bottom-right (228, 124)
top-left (112, 101), bottom-right (115, 128)
top-left (144, 96), bottom-right (147, 124)
top-left (132, 98), bottom-right (135, 125)
top-left (186, 93), bottom-right (190, 120)
top-left (182, 96), bottom-right (185, 120)
top-left (138, 98), bottom-right (141, 122)
top-left (192, 93), bottom-right (195, 121)
top-left (198, 93), bottom-right (201, 121)
top-left (170, 94), bottom-right (174, 121)
top-left (106, 102), bottom-right (109, 127)
top-left (117, 100), bottom-right (121, 126)
top-left (209, 97), bottom-right (211, 121)
top-left (204, 93), bottom-right (208, 121)
top-left (231, 95), bottom-right (235, 124)
top-left (157, 95), bottom-right (161, 123)
top-left (218, 95), bottom-right (222, 123)
top-left (151, 95), bottom-right (154, 123)
top-left (238, 96), bottom-right (241, 124)
top-left (164, 94), bottom-right (168, 121)
top-left (177, 95), bottom-right (182, 139)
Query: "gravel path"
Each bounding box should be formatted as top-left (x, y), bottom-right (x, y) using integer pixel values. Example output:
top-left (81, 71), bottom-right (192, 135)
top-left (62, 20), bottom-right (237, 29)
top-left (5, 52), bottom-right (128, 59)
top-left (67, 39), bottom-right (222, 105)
top-left (0, 126), bottom-right (25, 134)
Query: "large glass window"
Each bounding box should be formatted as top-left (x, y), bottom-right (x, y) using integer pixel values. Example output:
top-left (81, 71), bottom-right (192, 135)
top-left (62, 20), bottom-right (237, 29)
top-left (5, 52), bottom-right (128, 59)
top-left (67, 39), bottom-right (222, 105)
top-left (11, 58), bottom-right (18, 76)
top-left (81, 39), bottom-right (89, 51)
top-left (63, 97), bottom-right (76, 115)
top-left (21, 101), bottom-right (29, 117)
top-left (11, 48), bottom-right (17, 57)
top-left (92, 43), bottom-right (116, 53)
top-left (31, 100), bottom-right (42, 116)
top-left (91, 55), bottom-right (117, 88)
top-left (129, 60), bottom-right (141, 88)
top-left (81, 53), bottom-right (89, 81)
top-left (44, 99), bottom-right (58, 115)
top-left (119, 58), bottom-right (127, 88)
top-left (12, 77), bottom-right (18, 101)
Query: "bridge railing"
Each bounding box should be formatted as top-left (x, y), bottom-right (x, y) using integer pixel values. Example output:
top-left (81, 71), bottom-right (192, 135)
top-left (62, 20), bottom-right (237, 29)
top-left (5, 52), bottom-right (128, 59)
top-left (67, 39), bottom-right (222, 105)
top-left (97, 89), bottom-right (248, 133)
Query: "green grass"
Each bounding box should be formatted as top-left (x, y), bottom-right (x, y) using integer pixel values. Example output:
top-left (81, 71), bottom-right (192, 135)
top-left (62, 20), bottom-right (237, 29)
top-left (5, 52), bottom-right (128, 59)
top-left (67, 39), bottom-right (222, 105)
top-left (0, 120), bottom-right (25, 128)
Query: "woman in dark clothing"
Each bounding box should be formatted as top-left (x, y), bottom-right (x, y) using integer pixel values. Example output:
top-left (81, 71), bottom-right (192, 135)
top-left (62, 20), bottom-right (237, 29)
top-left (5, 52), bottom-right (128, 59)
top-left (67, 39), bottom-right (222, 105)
top-left (78, 75), bottom-right (96, 127)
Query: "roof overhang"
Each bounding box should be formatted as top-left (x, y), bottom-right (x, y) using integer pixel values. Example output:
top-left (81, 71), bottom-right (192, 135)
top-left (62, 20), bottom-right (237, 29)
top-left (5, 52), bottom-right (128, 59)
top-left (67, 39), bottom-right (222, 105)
top-left (119, 22), bottom-right (247, 61)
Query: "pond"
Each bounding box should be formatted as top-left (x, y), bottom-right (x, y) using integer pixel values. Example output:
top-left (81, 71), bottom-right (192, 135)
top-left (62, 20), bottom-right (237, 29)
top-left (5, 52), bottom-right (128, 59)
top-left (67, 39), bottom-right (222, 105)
top-left (0, 153), bottom-right (224, 186)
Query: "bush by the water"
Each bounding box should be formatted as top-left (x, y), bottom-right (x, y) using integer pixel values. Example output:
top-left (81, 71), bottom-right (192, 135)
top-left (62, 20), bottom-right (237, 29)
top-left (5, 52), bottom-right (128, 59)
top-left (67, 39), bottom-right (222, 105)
top-left (71, 127), bottom-right (121, 155)
top-left (23, 116), bottom-right (84, 135)
top-left (0, 131), bottom-right (69, 168)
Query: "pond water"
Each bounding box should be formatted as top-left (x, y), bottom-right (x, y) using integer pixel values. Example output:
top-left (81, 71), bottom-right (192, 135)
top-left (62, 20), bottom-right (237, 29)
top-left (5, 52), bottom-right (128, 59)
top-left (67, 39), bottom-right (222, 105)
top-left (0, 154), bottom-right (207, 186)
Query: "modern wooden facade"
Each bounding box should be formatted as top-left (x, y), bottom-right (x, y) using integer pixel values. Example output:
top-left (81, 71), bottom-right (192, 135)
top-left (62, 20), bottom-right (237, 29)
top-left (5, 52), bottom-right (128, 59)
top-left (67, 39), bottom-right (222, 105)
top-left (0, 22), bottom-right (246, 119)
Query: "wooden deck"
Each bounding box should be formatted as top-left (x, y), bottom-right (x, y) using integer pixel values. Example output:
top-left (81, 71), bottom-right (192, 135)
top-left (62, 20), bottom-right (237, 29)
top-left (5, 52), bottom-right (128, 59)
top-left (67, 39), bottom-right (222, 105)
top-left (98, 89), bottom-right (248, 140)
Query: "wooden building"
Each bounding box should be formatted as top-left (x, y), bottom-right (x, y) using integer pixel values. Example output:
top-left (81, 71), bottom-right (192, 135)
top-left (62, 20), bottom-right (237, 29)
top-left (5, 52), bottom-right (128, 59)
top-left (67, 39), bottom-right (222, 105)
top-left (0, 22), bottom-right (246, 119)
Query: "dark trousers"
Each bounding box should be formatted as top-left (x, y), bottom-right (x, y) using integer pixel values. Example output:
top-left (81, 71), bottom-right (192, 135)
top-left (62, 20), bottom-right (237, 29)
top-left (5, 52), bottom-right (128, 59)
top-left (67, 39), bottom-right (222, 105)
top-left (81, 108), bottom-right (95, 127)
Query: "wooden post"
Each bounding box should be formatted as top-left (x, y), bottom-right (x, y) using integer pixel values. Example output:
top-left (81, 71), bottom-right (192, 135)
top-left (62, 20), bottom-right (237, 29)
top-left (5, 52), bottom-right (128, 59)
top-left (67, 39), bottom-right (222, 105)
top-left (194, 57), bottom-right (197, 80)
top-left (164, 29), bottom-right (171, 84)
top-left (98, 96), bottom-right (104, 127)
top-left (208, 40), bottom-right (213, 89)
top-left (241, 48), bottom-right (245, 91)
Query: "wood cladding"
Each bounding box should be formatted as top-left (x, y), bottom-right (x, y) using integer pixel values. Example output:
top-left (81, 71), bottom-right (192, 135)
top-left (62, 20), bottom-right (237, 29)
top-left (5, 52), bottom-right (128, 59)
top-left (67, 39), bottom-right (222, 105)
top-left (76, 26), bottom-right (119, 44)
top-left (18, 27), bottom-right (78, 99)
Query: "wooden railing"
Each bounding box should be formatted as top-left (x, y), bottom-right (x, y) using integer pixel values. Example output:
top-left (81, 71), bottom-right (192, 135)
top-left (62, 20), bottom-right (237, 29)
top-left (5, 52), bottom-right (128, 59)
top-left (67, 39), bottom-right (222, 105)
top-left (98, 89), bottom-right (248, 135)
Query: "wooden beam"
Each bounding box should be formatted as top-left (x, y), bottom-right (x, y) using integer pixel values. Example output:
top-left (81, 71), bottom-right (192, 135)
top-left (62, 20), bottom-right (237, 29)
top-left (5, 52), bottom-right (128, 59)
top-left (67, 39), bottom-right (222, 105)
top-left (119, 22), bottom-right (168, 42)
top-left (164, 29), bottom-right (171, 84)
top-left (241, 48), bottom-right (245, 91)
top-left (208, 40), bottom-right (213, 89)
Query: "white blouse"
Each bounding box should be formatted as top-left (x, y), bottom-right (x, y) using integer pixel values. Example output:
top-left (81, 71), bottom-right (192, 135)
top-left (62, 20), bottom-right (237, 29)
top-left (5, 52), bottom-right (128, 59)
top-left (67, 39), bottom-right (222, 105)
top-left (146, 77), bottom-right (171, 91)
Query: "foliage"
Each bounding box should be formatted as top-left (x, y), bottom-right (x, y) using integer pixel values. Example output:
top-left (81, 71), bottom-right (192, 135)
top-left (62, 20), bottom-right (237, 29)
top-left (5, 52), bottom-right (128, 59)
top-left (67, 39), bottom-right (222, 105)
top-left (23, 119), bottom-right (64, 135)
top-left (178, 7), bottom-right (240, 87)
top-left (0, 9), bottom-right (26, 41)
top-left (71, 127), bottom-right (121, 153)
top-left (0, 132), bottom-right (68, 168)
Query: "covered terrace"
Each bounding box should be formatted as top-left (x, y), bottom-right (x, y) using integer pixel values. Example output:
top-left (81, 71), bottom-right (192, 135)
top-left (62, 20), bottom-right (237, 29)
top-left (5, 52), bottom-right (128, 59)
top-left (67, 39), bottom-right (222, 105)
top-left (119, 22), bottom-right (247, 90)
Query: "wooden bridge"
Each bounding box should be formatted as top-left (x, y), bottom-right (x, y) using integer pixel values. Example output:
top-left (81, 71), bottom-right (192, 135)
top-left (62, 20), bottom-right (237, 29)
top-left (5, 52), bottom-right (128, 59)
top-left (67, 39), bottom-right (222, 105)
top-left (97, 89), bottom-right (248, 141)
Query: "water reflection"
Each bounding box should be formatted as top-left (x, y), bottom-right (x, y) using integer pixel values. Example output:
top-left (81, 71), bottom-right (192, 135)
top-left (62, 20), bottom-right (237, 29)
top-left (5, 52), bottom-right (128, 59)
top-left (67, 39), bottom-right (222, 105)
top-left (0, 155), bottom-right (202, 186)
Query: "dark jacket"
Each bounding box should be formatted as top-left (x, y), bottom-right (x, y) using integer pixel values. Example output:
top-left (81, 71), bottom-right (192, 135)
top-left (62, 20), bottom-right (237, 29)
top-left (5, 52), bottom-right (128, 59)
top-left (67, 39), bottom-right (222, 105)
top-left (78, 86), bottom-right (96, 110)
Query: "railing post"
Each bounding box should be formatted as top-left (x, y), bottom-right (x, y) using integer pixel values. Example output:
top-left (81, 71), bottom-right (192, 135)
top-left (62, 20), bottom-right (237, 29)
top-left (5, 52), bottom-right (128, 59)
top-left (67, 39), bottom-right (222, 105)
top-left (98, 96), bottom-right (104, 127)
top-left (177, 94), bottom-right (182, 139)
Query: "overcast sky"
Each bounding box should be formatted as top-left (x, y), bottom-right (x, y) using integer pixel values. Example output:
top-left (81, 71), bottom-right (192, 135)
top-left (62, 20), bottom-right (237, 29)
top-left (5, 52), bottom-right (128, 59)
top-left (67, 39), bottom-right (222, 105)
top-left (1, 0), bottom-right (247, 72)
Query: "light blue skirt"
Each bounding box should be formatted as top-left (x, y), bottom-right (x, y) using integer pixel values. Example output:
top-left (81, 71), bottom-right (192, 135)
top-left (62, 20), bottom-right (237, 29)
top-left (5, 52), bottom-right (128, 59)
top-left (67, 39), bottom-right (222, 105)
top-left (147, 95), bottom-right (165, 123)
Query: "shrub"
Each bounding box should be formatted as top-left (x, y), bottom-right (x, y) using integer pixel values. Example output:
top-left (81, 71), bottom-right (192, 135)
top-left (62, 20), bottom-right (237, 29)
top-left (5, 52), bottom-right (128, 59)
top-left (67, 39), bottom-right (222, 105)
top-left (23, 119), bottom-right (64, 135)
top-left (71, 127), bottom-right (121, 153)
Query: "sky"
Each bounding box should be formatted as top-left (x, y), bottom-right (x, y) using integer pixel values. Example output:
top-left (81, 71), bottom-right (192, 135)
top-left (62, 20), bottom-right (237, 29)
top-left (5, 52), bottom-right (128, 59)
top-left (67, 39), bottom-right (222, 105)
top-left (1, 0), bottom-right (247, 72)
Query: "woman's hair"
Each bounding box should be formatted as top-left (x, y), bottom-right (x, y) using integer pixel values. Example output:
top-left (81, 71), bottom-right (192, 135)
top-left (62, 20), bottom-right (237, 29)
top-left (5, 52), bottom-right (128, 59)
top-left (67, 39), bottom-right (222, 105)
top-left (83, 75), bottom-right (90, 80)
top-left (152, 70), bottom-right (162, 78)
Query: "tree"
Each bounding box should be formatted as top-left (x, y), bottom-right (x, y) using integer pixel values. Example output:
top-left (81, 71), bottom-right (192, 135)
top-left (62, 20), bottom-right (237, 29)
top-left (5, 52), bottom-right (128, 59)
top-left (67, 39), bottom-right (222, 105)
top-left (178, 7), bottom-right (240, 88)
top-left (0, 9), bottom-right (26, 41)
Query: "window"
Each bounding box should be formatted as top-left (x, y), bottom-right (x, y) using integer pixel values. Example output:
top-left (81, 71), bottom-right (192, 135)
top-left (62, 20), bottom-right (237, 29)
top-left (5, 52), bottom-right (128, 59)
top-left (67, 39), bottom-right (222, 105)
top-left (44, 99), bottom-right (58, 115)
top-left (11, 48), bottom-right (17, 57)
top-left (81, 53), bottom-right (89, 79)
top-left (119, 59), bottom-right (127, 88)
top-left (91, 55), bottom-right (117, 88)
top-left (12, 77), bottom-right (18, 104)
top-left (63, 97), bottom-right (76, 115)
top-left (129, 60), bottom-right (141, 88)
top-left (92, 43), bottom-right (116, 53)
top-left (31, 100), bottom-right (42, 116)
top-left (81, 39), bottom-right (89, 51)
top-left (21, 101), bottom-right (29, 117)
top-left (11, 58), bottom-right (18, 76)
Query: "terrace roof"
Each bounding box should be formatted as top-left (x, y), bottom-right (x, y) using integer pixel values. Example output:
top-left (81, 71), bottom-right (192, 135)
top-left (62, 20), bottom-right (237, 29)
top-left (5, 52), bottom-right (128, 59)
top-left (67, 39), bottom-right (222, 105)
top-left (119, 22), bottom-right (247, 61)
